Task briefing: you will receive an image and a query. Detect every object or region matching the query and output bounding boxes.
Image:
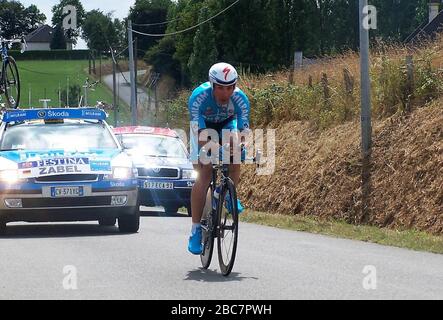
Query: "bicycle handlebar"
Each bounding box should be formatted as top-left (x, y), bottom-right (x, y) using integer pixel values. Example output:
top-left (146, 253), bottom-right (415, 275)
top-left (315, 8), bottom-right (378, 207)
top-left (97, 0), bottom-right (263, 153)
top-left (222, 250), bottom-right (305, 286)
top-left (0, 37), bottom-right (27, 53)
top-left (201, 143), bottom-right (262, 167)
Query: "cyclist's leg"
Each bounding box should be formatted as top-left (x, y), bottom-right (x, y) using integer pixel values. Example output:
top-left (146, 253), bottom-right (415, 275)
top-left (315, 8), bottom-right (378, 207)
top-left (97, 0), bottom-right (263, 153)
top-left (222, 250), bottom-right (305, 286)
top-left (220, 119), bottom-right (241, 186)
top-left (221, 120), bottom-right (244, 214)
top-left (188, 125), bottom-right (217, 254)
top-left (190, 123), bottom-right (219, 224)
top-left (190, 162), bottom-right (212, 224)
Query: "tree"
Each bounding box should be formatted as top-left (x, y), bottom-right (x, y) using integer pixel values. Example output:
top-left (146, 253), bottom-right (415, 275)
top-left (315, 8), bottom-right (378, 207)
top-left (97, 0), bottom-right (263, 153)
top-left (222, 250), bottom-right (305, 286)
top-left (170, 0), bottom-right (205, 78)
top-left (138, 0), bottom-right (430, 86)
top-left (128, 0), bottom-right (173, 56)
top-left (145, 37), bottom-right (181, 79)
top-left (82, 10), bottom-right (120, 52)
top-left (371, 0), bottom-right (429, 42)
top-left (0, 0), bottom-right (46, 39)
top-left (188, 6), bottom-right (218, 84)
top-left (50, 24), bottom-right (67, 49)
top-left (51, 0), bottom-right (86, 46)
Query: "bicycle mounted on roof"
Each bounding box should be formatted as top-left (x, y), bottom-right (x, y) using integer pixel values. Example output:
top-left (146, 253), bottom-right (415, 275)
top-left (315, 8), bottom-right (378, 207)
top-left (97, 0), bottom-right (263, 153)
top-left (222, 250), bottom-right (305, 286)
top-left (0, 37), bottom-right (26, 109)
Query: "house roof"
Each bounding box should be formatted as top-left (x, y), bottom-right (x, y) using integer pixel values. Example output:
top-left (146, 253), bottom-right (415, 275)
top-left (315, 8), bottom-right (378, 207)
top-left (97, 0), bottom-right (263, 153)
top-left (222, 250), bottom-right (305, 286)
top-left (24, 25), bottom-right (54, 43)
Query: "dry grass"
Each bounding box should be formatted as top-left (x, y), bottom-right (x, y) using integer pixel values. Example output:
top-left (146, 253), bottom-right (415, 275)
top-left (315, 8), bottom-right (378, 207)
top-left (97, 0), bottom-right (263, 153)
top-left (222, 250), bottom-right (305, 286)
top-left (238, 100), bottom-right (443, 235)
top-left (238, 35), bottom-right (443, 129)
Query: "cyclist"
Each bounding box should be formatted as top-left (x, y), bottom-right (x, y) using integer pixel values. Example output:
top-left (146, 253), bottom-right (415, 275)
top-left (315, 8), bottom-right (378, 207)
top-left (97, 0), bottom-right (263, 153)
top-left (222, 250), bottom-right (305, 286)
top-left (187, 62), bottom-right (251, 255)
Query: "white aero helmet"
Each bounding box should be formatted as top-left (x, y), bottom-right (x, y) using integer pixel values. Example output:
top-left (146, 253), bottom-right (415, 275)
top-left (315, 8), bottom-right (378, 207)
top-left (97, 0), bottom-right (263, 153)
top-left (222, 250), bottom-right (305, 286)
top-left (209, 62), bottom-right (238, 88)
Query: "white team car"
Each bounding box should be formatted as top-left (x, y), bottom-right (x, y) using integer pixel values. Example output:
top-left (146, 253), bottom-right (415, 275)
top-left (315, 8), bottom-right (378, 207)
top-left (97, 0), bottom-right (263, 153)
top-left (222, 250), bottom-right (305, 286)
top-left (0, 107), bottom-right (139, 233)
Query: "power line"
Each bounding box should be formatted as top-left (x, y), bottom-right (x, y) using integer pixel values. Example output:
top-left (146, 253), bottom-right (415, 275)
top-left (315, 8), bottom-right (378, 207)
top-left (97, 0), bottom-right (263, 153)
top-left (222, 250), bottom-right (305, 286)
top-left (129, 0), bottom-right (240, 37)
top-left (132, 17), bottom-right (181, 27)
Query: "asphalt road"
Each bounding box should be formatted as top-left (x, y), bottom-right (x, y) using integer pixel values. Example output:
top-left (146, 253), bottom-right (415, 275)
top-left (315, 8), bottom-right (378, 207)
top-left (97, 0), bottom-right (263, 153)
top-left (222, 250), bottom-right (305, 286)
top-left (1, 207), bottom-right (443, 300)
top-left (103, 70), bottom-right (150, 110)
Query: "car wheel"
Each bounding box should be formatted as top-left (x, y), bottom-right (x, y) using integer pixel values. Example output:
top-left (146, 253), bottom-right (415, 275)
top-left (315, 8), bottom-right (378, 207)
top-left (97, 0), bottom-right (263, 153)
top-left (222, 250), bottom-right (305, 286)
top-left (98, 217), bottom-right (117, 227)
top-left (118, 207), bottom-right (140, 233)
top-left (0, 220), bottom-right (6, 235)
top-left (164, 205), bottom-right (180, 215)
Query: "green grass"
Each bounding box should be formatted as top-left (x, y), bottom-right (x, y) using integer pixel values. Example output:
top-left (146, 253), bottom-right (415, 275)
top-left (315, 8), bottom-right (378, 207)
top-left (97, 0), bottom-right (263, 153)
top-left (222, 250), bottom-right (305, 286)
top-left (15, 60), bottom-right (130, 125)
top-left (241, 210), bottom-right (443, 254)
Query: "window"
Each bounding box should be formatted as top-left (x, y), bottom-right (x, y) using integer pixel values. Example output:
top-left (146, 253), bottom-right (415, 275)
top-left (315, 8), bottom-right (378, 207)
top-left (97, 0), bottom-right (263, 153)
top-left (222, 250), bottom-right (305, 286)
top-left (119, 134), bottom-right (187, 159)
top-left (1, 121), bottom-right (118, 151)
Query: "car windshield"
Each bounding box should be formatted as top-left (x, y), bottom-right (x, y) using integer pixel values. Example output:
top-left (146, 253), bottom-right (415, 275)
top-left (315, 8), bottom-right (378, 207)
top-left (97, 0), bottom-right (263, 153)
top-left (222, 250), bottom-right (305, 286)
top-left (119, 134), bottom-right (187, 158)
top-left (0, 121), bottom-right (118, 151)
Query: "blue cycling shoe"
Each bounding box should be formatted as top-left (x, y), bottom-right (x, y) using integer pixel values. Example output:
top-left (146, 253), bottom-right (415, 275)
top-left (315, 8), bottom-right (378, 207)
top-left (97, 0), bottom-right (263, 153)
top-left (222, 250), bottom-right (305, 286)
top-left (188, 226), bottom-right (203, 255)
top-left (225, 197), bottom-right (244, 215)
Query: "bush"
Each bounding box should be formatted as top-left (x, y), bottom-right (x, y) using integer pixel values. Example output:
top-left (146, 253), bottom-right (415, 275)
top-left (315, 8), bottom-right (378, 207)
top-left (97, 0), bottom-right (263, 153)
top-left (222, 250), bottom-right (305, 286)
top-left (166, 39), bottom-right (443, 131)
top-left (9, 50), bottom-right (90, 60)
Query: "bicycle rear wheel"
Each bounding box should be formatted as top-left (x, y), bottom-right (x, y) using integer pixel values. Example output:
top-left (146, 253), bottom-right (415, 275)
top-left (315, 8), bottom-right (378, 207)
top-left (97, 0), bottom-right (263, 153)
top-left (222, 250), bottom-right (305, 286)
top-left (3, 57), bottom-right (20, 108)
top-left (201, 187), bottom-right (215, 269)
top-left (217, 179), bottom-right (239, 276)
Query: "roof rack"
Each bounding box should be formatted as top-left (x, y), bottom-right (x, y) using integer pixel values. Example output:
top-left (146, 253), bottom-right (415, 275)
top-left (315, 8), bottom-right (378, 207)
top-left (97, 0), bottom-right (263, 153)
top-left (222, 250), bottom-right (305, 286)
top-left (1, 107), bottom-right (108, 123)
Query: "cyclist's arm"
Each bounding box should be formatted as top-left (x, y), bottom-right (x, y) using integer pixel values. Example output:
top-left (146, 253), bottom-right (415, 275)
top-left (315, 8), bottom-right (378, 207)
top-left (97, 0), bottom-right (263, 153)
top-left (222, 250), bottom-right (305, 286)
top-left (233, 90), bottom-right (251, 132)
top-left (188, 90), bottom-right (215, 150)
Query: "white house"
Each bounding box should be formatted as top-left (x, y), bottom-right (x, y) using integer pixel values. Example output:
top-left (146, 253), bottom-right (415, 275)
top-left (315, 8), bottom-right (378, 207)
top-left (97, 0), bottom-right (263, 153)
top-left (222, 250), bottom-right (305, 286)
top-left (24, 24), bottom-right (73, 51)
top-left (24, 25), bottom-right (53, 51)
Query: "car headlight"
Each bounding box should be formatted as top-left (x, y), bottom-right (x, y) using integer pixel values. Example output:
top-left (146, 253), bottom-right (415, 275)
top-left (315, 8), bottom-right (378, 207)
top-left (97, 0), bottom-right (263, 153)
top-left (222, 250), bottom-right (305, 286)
top-left (182, 169), bottom-right (198, 180)
top-left (0, 169), bottom-right (20, 183)
top-left (105, 153), bottom-right (135, 180)
top-left (112, 167), bottom-right (133, 180)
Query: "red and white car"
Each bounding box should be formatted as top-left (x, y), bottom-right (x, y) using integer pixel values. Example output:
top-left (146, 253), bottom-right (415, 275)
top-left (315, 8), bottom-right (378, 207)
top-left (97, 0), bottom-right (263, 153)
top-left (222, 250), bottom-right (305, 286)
top-left (113, 126), bottom-right (196, 216)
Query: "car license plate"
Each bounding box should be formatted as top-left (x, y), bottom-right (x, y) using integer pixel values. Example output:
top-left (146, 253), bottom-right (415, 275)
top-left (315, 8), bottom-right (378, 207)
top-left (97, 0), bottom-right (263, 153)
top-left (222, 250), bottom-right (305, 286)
top-left (50, 186), bottom-right (84, 198)
top-left (144, 181), bottom-right (174, 190)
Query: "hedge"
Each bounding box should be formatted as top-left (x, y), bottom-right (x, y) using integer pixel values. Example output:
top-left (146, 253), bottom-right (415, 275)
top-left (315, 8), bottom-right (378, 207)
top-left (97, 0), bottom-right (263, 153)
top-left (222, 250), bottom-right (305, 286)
top-left (8, 50), bottom-right (91, 61)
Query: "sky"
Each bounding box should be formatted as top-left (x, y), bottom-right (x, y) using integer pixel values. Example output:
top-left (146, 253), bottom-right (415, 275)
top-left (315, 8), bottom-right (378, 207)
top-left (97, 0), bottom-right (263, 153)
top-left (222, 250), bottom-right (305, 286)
top-left (19, 0), bottom-right (136, 49)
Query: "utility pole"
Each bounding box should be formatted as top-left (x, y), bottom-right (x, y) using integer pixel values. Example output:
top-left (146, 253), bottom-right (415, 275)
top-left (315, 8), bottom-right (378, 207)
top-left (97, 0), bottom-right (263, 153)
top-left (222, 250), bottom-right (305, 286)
top-left (111, 48), bottom-right (118, 127)
top-left (359, 0), bottom-right (372, 155)
top-left (92, 50), bottom-right (96, 75)
top-left (135, 37), bottom-right (138, 118)
top-left (359, 0), bottom-right (373, 223)
top-left (89, 51), bottom-right (92, 75)
top-left (83, 80), bottom-right (88, 107)
top-left (67, 77), bottom-right (70, 107)
top-left (99, 52), bottom-right (102, 82)
top-left (128, 20), bottom-right (137, 125)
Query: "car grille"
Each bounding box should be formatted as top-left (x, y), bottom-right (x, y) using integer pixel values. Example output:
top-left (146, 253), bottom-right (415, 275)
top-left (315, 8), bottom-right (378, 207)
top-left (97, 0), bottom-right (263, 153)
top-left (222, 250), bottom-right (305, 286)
top-left (35, 174), bottom-right (99, 183)
top-left (22, 196), bottom-right (111, 208)
top-left (137, 168), bottom-right (179, 179)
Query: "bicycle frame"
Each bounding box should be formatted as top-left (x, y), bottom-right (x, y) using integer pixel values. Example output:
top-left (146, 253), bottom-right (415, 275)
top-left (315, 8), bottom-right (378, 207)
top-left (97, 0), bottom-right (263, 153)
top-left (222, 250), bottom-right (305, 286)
top-left (1, 42), bottom-right (9, 60)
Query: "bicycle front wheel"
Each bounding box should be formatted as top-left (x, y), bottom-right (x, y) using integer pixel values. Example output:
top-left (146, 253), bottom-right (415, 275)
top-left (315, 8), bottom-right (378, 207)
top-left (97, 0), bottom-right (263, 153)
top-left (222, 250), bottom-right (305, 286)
top-left (217, 179), bottom-right (239, 276)
top-left (3, 57), bottom-right (20, 108)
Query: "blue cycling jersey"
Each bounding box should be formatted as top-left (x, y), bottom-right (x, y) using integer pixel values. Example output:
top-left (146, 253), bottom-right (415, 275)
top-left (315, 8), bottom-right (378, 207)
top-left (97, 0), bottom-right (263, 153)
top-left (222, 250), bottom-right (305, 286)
top-left (188, 82), bottom-right (250, 131)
